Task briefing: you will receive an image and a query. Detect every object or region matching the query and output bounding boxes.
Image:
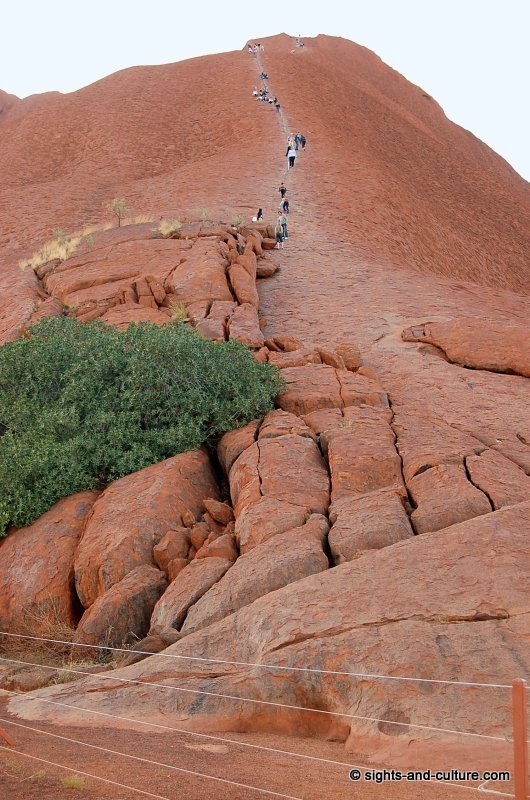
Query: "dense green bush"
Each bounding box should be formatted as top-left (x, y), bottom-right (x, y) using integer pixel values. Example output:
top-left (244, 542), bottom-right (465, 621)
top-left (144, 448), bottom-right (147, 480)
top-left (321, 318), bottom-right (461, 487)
top-left (0, 317), bottom-right (284, 535)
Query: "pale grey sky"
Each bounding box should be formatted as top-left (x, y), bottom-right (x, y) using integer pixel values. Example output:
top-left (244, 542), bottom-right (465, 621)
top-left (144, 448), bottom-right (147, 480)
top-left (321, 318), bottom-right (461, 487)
top-left (2, 0), bottom-right (529, 179)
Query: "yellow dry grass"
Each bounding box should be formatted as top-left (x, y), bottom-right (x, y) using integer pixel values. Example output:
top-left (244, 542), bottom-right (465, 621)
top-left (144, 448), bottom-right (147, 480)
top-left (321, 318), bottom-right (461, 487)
top-left (158, 218), bottom-right (182, 237)
top-left (121, 214), bottom-right (155, 226)
top-left (61, 775), bottom-right (86, 790)
top-left (18, 216), bottom-right (156, 273)
top-left (18, 234), bottom-right (82, 272)
top-left (168, 300), bottom-right (188, 323)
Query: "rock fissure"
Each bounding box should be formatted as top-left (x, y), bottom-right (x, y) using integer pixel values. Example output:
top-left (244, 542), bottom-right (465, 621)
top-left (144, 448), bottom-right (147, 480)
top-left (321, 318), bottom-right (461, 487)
top-left (268, 609), bottom-right (514, 657)
top-left (255, 439), bottom-right (265, 498)
top-left (463, 455), bottom-right (495, 512)
top-left (386, 396), bottom-right (417, 529)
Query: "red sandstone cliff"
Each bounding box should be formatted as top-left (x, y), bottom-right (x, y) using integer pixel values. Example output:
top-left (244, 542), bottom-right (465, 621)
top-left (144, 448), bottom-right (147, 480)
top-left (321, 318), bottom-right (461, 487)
top-left (1, 34), bottom-right (529, 779)
top-left (1, 33), bottom-right (528, 341)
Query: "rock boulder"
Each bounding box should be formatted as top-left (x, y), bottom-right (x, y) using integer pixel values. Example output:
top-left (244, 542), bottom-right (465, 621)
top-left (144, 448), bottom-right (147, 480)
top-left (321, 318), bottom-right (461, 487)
top-left (0, 492), bottom-right (98, 634)
top-left (76, 565), bottom-right (167, 647)
top-left (182, 514), bottom-right (329, 636)
top-left (74, 450), bottom-right (219, 608)
top-left (150, 557), bottom-right (232, 635)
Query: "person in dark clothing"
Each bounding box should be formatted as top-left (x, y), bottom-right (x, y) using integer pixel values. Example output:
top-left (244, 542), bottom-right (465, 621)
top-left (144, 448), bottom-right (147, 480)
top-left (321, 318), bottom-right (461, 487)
top-left (275, 102), bottom-right (281, 113)
top-left (300, 135), bottom-right (306, 149)
top-left (275, 221), bottom-right (284, 248)
top-left (279, 182), bottom-right (287, 198)
top-left (282, 198), bottom-right (289, 214)
top-left (256, 208), bottom-right (264, 222)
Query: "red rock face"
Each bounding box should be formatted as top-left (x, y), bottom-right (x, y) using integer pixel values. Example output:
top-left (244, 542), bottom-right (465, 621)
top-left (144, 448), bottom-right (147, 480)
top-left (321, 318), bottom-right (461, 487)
top-left (13, 502), bottom-right (530, 770)
top-left (1, 32), bottom-right (529, 762)
top-left (150, 557), bottom-right (233, 636)
top-left (0, 47), bottom-right (284, 342)
top-left (74, 450), bottom-right (219, 608)
top-left (402, 319), bottom-right (530, 377)
top-left (75, 565), bottom-right (167, 647)
top-left (181, 513), bottom-right (329, 636)
top-left (0, 492), bottom-right (99, 634)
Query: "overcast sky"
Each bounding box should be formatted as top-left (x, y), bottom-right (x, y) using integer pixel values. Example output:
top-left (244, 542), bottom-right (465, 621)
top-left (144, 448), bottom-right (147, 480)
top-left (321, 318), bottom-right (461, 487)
top-left (2, 0), bottom-right (529, 179)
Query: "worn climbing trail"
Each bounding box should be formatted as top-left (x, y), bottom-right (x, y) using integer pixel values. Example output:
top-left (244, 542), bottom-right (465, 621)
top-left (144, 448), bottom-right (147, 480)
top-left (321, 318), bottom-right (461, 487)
top-left (249, 35), bottom-right (528, 483)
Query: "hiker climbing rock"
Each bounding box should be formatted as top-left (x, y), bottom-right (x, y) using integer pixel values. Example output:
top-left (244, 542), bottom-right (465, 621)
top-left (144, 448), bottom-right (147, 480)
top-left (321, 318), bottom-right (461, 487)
top-left (256, 208), bottom-right (264, 222)
top-left (275, 219), bottom-right (284, 248)
top-left (300, 134), bottom-right (306, 149)
top-left (281, 197), bottom-right (289, 214)
top-left (279, 213), bottom-right (288, 239)
top-left (287, 146), bottom-right (297, 168)
top-left (278, 182), bottom-right (287, 198)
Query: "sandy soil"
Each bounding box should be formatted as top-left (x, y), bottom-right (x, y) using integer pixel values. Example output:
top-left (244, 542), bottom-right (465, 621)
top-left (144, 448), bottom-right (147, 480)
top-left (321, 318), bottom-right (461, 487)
top-left (0, 698), bottom-right (511, 800)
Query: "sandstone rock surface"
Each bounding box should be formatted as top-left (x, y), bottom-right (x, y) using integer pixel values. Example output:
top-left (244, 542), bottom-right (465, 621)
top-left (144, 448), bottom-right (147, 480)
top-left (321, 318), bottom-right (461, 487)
top-left (0, 492), bottom-right (98, 633)
top-left (277, 365), bottom-right (387, 415)
top-left (229, 434), bottom-right (329, 518)
top-left (217, 420), bottom-right (260, 475)
top-left (235, 497), bottom-right (310, 553)
top-left (466, 449), bottom-right (530, 509)
top-left (182, 514), bottom-right (329, 636)
top-left (153, 529), bottom-right (191, 573)
top-left (75, 450), bottom-right (219, 608)
top-left (325, 411), bottom-right (404, 502)
top-left (227, 303), bottom-right (264, 348)
top-left (76, 565), bottom-right (167, 647)
top-left (16, 502), bottom-right (530, 767)
top-left (408, 463), bottom-right (492, 534)
top-left (150, 557), bottom-right (232, 635)
top-left (403, 319), bottom-right (530, 377)
top-left (329, 491), bottom-right (413, 564)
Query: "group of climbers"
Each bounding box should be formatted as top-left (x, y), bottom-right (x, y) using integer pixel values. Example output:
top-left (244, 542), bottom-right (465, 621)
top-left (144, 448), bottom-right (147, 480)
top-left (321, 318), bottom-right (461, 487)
top-left (285, 131), bottom-right (306, 169)
top-left (252, 86), bottom-right (279, 106)
top-left (247, 44), bottom-right (307, 248)
top-left (250, 64), bottom-right (280, 111)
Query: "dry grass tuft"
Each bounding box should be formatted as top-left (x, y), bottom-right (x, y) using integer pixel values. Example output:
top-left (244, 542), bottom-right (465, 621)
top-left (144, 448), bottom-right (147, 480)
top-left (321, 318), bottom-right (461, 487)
top-left (168, 301), bottom-right (188, 323)
top-left (80, 222), bottom-right (113, 236)
top-left (158, 218), bottom-right (182, 237)
top-left (19, 215), bottom-right (157, 274)
top-left (121, 214), bottom-right (155, 226)
top-left (19, 232), bottom-right (81, 272)
top-left (61, 775), bottom-right (86, 790)
top-left (0, 599), bottom-right (111, 671)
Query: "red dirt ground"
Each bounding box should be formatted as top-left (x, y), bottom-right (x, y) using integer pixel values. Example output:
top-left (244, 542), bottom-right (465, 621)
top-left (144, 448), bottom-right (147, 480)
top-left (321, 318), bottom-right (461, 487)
top-left (0, 698), bottom-right (514, 800)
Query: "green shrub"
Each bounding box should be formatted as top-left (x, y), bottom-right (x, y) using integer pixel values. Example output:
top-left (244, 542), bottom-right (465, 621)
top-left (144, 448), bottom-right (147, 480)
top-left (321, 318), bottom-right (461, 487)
top-left (0, 317), bottom-right (283, 535)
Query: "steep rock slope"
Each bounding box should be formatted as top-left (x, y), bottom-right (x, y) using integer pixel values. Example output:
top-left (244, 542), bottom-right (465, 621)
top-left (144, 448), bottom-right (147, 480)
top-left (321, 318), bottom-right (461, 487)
top-left (2, 34), bottom-right (529, 767)
top-left (259, 34), bottom-right (529, 290)
top-left (0, 48), bottom-right (283, 340)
